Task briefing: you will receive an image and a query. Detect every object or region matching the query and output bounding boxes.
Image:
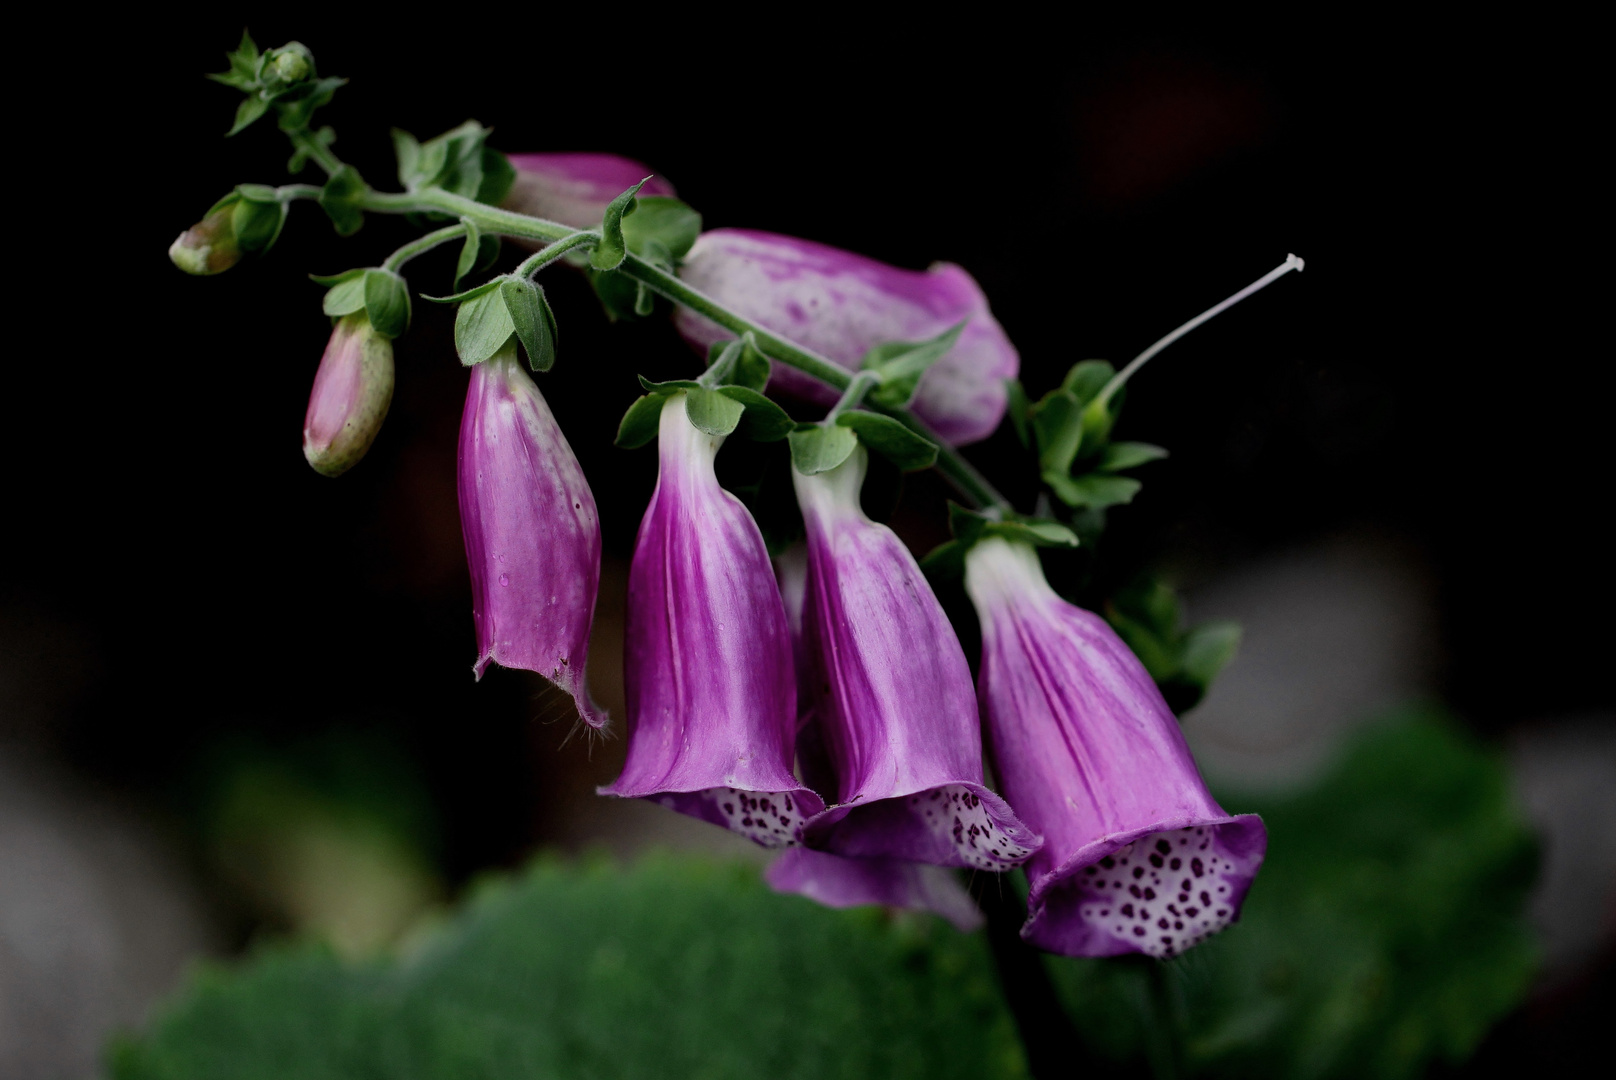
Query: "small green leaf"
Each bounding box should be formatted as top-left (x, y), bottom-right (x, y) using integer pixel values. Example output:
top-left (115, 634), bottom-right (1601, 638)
top-left (947, 503), bottom-right (992, 546)
top-left (420, 279), bottom-right (502, 305)
top-left (1043, 471), bottom-right (1141, 510)
top-left (621, 196), bottom-right (702, 263)
top-left (588, 269), bottom-right (643, 322)
top-left (920, 539), bottom-right (968, 579)
top-left (287, 126), bottom-right (335, 175)
top-left (1105, 604), bottom-right (1183, 683)
top-left (1032, 389), bottom-right (1084, 475)
top-left (1078, 394), bottom-right (1119, 457)
top-left (990, 520), bottom-right (1080, 548)
top-left (454, 219), bottom-right (483, 291)
top-left (685, 387), bottom-right (746, 437)
top-left (209, 30), bottom-right (261, 91)
top-left (310, 268), bottom-right (365, 288)
top-left (633, 282), bottom-right (654, 317)
top-left (477, 148), bottom-right (516, 205)
top-left (717, 387), bottom-right (794, 441)
top-left (391, 128), bottom-right (422, 190)
top-left (499, 279), bottom-right (557, 372)
top-left (1098, 441), bottom-right (1168, 472)
top-left (321, 275), bottom-right (368, 317)
top-left (1179, 621), bottom-right (1241, 688)
top-left (789, 424), bottom-right (860, 476)
top-left (732, 335), bottom-right (772, 392)
top-left (318, 166), bottom-right (366, 237)
top-left (363, 269), bottom-right (411, 339)
top-left (615, 394), bottom-right (668, 449)
top-left (455, 287), bottom-right (515, 366)
top-left (1006, 378), bottom-right (1031, 449)
top-left (592, 180), bottom-right (647, 271)
top-left (863, 321), bottom-right (967, 411)
top-left (227, 95), bottom-right (270, 137)
top-left (835, 412), bottom-right (938, 471)
top-left (637, 376), bottom-right (701, 393)
top-left (1061, 360), bottom-right (1116, 406)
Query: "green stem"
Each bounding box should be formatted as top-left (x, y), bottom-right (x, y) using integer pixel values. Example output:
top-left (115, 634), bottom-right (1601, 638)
top-left (516, 231), bottom-right (597, 278)
top-left (356, 186), bottom-right (1011, 511)
top-left (288, 127), bottom-right (343, 177)
top-left (382, 224), bottom-right (467, 272)
top-left (826, 371), bottom-right (878, 421)
top-left (275, 184), bottom-right (324, 202)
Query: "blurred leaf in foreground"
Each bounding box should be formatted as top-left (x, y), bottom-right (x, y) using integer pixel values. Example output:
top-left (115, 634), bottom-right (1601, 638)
top-left (1046, 705), bottom-right (1539, 1079)
top-left (110, 855), bottom-right (1025, 1080)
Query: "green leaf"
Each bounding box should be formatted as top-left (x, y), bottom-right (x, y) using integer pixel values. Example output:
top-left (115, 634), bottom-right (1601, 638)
top-left (391, 128), bottom-right (422, 191)
top-left (273, 77), bottom-right (346, 134)
top-left (1103, 604), bottom-right (1181, 681)
top-left (208, 30), bottom-right (261, 91)
top-left (615, 394), bottom-right (667, 449)
top-left (321, 275), bottom-right (368, 317)
top-left (1043, 471), bottom-right (1141, 510)
top-left (453, 218), bottom-right (483, 291)
top-left (363, 269), bottom-right (411, 339)
top-left (500, 279), bottom-right (557, 372)
top-left (587, 268), bottom-right (642, 321)
top-left (863, 321), bottom-right (967, 411)
top-left (732, 334), bottom-right (772, 392)
top-left (287, 126), bottom-right (335, 175)
top-left (1110, 577), bottom-right (1181, 641)
top-left (110, 854), bottom-right (1024, 1080)
top-left (420, 279), bottom-right (502, 305)
top-left (1032, 389), bottom-right (1084, 475)
top-left (317, 166), bottom-right (366, 237)
top-left (836, 412), bottom-right (939, 471)
top-left (227, 95), bottom-right (270, 136)
top-left (1006, 378), bottom-right (1031, 449)
top-left (1098, 441), bottom-right (1168, 472)
top-left (1179, 620), bottom-right (1241, 688)
top-left (620, 196), bottom-right (702, 263)
top-left (718, 387), bottom-right (795, 442)
top-left (789, 424), bottom-right (860, 476)
top-left (1061, 359), bottom-right (1116, 406)
top-left (685, 387), bottom-right (747, 437)
top-left (637, 376), bottom-right (701, 393)
top-left (309, 268), bottom-right (365, 288)
top-left (990, 519), bottom-right (1080, 548)
top-left (633, 282), bottom-right (655, 317)
top-left (477, 148), bottom-right (516, 205)
top-left (947, 502), bottom-right (993, 546)
top-left (454, 288), bottom-right (515, 366)
top-left (592, 180), bottom-right (647, 271)
top-left (920, 539), bottom-right (969, 579)
top-left (1047, 708), bottom-right (1538, 1080)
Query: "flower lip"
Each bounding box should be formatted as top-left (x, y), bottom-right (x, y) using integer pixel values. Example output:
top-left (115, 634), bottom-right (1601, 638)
top-left (766, 846), bottom-right (984, 932)
top-left (964, 535), bottom-right (1266, 958)
top-left (792, 449), bottom-right (1041, 870)
top-left (600, 394), bottom-right (825, 846)
top-left (673, 228), bottom-right (1018, 446)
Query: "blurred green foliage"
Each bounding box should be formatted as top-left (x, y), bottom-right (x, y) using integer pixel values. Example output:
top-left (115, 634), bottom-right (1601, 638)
top-left (110, 855), bottom-right (1026, 1080)
top-left (1047, 706), bottom-right (1539, 1078)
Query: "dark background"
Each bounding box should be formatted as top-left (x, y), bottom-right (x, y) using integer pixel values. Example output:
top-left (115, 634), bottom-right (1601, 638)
top-left (5, 11), bottom-right (1606, 1069)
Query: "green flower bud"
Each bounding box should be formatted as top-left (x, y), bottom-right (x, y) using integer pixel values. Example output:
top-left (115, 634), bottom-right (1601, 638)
top-left (271, 50), bottom-right (310, 84)
top-left (168, 198), bottom-right (241, 275)
top-left (303, 313), bottom-right (395, 477)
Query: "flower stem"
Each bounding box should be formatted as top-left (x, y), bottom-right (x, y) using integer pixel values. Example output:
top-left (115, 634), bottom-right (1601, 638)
top-left (515, 231), bottom-right (597, 278)
top-left (287, 127), bottom-right (344, 177)
top-left (356, 185), bottom-right (1013, 511)
top-left (381, 224), bottom-right (468, 272)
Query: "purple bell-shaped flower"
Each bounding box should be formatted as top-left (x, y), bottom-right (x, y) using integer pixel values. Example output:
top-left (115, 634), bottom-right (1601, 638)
top-left (458, 345), bottom-right (603, 727)
top-left (599, 394), bottom-right (825, 845)
top-left (792, 448), bottom-right (1041, 870)
top-left (673, 229), bottom-right (1018, 446)
top-left (964, 536), bottom-right (1267, 958)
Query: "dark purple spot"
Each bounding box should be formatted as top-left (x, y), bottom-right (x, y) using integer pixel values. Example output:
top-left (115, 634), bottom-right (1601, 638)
top-left (1133, 867), bottom-right (1145, 879)
top-left (1149, 854), bottom-right (1164, 868)
top-left (1133, 927), bottom-right (1146, 937)
top-left (1130, 885), bottom-right (1142, 898)
top-left (1156, 839), bottom-right (1171, 855)
top-left (1170, 858), bottom-right (1182, 871)
top-left (1120, 904), bottom-right (1134, 917)
top-left (1191, 858), bottom-right (1205, 877)
top-left (1200, 892), bottom-right (1211, 907)
top-left (1144, 888), bottom-right (1156, 900)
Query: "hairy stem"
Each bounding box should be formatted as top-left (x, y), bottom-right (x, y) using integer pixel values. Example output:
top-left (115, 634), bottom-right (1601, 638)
top-left (382, 224), bottom-right (468, 272)
top-left (287, 127), bottom-right (343, 177)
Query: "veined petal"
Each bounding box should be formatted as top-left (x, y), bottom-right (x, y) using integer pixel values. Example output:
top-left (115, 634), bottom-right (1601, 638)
top-left (766, 847), bottom-right (983, 932)
top-left (501, 153), bottom-right (675, 229)
top-left (674, 229), bottom-right (1018, 446)
top-left (458, 347), bottom-right (603, 727)
top-left (965, 537), bottom-right (1267, 959)
top-left (793, 449), bottom-right (1041, 869)
top-left (601, 395), bottom-right (825, 846)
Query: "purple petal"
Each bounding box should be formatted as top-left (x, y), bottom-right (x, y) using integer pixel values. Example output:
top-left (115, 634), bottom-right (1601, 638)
top-left (793, 450), bottom-right (1041, 869)
top-left (673, 229), bottom-right (1018, 445)
top-left (600, 395), bottom-right (825, 845)
top-left (458, 348), bottom-right (603, 727)
top-left (964, 538), bottom-right (1267, 958)
top-left (501, 153), bottom-right (676, 229)
top-left (302, 313), bottom-right (394, 478)
top-left (766, 847), bottom-right (984, 932)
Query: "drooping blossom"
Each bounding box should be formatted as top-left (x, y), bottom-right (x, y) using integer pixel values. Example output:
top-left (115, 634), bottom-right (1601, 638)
top-left (791, 448), bottom-right (1041, 869)
top-left (763, 545), bottom-right (983, 929)
top-left (600, 394), bottom-right (824, 843)
top-left (674, 229), bottom-right (1018, 445)
top-left (963, 536), bottom-right (1266, 958)
top-left (501, 153), bottom-right (676, 229)
top-left (303, 312), bottom-right (394, 478)
top-left (458, 344), bottom-right (603, 727)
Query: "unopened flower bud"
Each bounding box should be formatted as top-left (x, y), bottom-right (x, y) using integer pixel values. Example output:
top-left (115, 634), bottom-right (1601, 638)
top-left (168, 199), bottom-right (241, 275)
top-left (303, 313), bottom-right (395, 477)
top-left (271, 49), bottom-right (310, 84)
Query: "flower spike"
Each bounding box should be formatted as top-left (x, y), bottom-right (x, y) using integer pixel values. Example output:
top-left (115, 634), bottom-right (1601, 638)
top-left (458, 344), bottom-right (604, 727)
top-left (601, 394), bottom-right (825, 844)
top-left (964, 537), bottom-right (1266, 958)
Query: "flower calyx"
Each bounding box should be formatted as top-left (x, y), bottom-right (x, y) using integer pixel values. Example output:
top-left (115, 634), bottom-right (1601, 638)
top-left (616, 335), bottom-right (792, 448)
top-left (921, 503), bottom-right (1079, 579)
top-left (432, 275), bottom-right (558, 372)
top-left (392, 121), bottom-right (514, 207)
top-left (208, 32), bottom-right (345, 138)
top-left (313, 267), bottom-right (412, 339)
top-left (168, 185), bottom-right (289, 275)
top-left (587, 185), bottom-right (702, 321)
top-left (1103, 577), bottom-right (1242, 715)
top-left (858, 320), bottom-right (967, 411)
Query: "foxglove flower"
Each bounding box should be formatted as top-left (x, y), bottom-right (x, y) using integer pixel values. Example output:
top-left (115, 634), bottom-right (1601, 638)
top-left (674, 229), bottom-right (1018, 445)
top-left (793, 449), bottom-right (1041, 869)
top-left (600, 394), bottom-right (825, 844)
top-left (303, 313), bottom-right (394, 478)
top-left (964, 537), bottom-right (1266, 958)
top-left (458, 346), bottom-right (603, 727)
top-left (501, 153), bottom-right (676, 228)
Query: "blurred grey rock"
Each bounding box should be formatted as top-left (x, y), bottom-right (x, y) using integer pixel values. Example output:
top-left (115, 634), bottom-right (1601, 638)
top-left (0, 748), bottom-right (215, 1080)
top-left (1179, 533), bottom-right (1439, 790)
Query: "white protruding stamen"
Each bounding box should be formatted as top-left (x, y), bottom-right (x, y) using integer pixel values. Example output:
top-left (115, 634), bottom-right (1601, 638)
top-left (1097, 254), bottom-right (1306, 408)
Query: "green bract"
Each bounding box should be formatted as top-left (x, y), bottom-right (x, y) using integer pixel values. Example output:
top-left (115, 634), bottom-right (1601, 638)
top-left (860, 321), bottom-right (967, 411)
top-left (392, 122), bottom-right (514, 205)
top-left (452, 279), bottom-right (560, 371)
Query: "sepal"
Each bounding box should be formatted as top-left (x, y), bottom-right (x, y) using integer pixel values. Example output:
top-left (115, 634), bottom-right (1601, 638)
top-left (922, 504), bottom-right (1079, 578)
top-left (591, 180), bottom-right (648, 271)
top-left (318, 166), bottom-right (366, 236)
top-left (393, 121), bottom-right (509, 203)
top-left (363, 269), bottom-right (411, 339)
top-left (860, 321), bottom-right (967, 411)
top-left (500, 278), bottom-right (558, 372)
top-left (620, 196), bottom-right (701, 266)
